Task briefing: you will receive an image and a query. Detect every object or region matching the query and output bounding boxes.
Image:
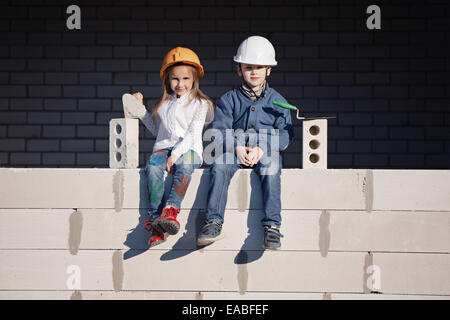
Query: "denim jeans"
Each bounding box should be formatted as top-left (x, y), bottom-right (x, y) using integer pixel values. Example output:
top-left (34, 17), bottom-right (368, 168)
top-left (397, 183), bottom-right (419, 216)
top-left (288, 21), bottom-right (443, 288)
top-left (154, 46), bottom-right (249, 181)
top-left (144, 148), bottom-right (201, 220)
top-left (205, 152), bottom-right (282, 228)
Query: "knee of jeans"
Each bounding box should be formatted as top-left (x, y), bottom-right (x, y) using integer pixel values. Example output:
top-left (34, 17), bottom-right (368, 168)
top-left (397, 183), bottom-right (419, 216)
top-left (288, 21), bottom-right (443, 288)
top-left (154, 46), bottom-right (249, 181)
top-left (210, 161), bottom-right (230, 175)
top-left (174, 163), bottom-right (195, 175)
top-left (145, 162), bottom-right (164, 177)
top-left (257, 160), bottom-right (281, 176)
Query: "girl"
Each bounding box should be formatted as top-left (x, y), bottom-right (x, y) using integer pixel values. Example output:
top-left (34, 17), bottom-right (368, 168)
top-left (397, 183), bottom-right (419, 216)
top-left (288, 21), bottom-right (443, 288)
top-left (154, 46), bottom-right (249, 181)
top-left (122, 47), bottom-right (214, 247)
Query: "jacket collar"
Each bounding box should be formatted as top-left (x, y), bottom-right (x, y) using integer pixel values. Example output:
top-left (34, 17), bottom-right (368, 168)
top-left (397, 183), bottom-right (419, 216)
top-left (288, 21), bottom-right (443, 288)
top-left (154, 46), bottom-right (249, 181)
top-left (239, 82), bottom-right (270, 102)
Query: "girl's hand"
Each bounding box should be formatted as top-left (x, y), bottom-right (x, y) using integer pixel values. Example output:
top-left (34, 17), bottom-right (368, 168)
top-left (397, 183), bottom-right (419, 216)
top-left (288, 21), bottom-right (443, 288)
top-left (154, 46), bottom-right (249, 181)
top-left (166, 154), bottom-right (179, 173)
top-left (132, 92), bottom-right (144, 104)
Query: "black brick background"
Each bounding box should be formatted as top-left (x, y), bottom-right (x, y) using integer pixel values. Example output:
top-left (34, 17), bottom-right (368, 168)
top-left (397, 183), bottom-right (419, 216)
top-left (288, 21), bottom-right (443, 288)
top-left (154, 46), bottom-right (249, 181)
top-left (0, 0), bottom-right (449, 169)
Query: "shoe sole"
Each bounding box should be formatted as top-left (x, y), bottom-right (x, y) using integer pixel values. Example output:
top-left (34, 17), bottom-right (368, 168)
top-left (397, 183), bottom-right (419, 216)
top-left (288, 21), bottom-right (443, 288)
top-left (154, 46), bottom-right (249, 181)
top-left (149, 235), bottom-right (167, 248)
top-left (264, 244), bottom-right (281, 250)
top-left (264, 240), bottom-right (282, 250)
top-left (197, 232), bottom-right (225, 246)
top-left (158, 220), bottom-right (180, 235)
top-left (150, 220), bottom-right (164, 234)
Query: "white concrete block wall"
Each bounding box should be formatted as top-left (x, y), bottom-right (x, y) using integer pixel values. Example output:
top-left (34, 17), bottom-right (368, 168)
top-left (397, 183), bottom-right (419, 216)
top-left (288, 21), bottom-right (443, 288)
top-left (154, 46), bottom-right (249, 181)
top-left (0, 168), bottom-right (449, 300)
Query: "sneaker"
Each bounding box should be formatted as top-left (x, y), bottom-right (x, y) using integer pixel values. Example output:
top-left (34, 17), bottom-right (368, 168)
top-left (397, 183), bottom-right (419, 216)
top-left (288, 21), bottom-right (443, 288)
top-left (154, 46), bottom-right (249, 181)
top-left (197, 221), bottom-right (225, 246)
top-left (153, 206), bottom-right (181, 235)
top-left (142, 219), bottom-right (168, 248)
top-left (264, 226), bottom-right (283, 250)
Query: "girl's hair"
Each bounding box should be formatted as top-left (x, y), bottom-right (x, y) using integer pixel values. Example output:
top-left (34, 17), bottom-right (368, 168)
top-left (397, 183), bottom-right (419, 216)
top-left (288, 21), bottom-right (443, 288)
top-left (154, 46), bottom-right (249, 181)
top-left (151, 63), bottom-right (215, 125)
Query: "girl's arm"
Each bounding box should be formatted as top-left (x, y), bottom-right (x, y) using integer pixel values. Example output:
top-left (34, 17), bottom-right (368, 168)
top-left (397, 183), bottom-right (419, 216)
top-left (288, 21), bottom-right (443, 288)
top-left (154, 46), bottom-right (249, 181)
top-left (139, 112), bottom-right (158, 137)
top-left (171, 100), bottom-right (208, 159)
top-left (122, 93), bottom-right (158, 136)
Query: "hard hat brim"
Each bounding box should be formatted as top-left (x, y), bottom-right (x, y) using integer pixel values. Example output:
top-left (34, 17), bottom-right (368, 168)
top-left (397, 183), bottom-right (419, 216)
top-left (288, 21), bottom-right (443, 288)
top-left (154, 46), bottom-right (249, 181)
top-left (160, 61), bottom-right (204, 79)
top-left (233, 57), bottom-right (277, 66)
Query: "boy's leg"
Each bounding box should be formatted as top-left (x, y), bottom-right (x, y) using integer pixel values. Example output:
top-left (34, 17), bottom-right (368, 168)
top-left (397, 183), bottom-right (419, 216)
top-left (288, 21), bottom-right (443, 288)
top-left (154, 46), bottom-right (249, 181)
top-left (156, 150), bottom-right (201, 235)
top-left (205, 153), bottom-right (241, 225)
top-left (197, 153), bottom-right (241, 246)
top-left (253, 152), bottom-right (282, 228)
top-left (254, 152), bottom-right (284, 250)
top-left (144, 149), bottom-right (169, 220)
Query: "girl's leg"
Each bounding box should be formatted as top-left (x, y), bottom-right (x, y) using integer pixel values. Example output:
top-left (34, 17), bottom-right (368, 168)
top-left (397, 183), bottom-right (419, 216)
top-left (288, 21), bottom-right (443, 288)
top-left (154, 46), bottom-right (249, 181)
top-left (155, 150), bottom-right (201, 235)
top-left (144, 149), bottom-right (169, 221)
top-left (166, 150), bottom-right (201, 208)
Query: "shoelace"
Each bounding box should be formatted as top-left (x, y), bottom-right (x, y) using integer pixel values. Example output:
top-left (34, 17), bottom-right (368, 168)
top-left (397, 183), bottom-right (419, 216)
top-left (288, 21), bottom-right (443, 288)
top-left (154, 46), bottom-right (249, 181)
top-left (202, 222), bottom-right (222, 234)
top-left (264, 226), bottom-right (284, 238)
top-left (142, 219), bottom-right (153, 232)
top-left (163, 206), bottom-right (180, 218)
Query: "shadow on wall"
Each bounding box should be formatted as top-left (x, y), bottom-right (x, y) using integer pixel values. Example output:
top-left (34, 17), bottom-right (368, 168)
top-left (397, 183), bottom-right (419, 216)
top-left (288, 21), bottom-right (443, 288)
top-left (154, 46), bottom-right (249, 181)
top-left (123, 168), bottom-right (267, 264)
top-left (235, 171), bottom-right (266, 265)
top-left (123, 169), bottom-right (209, 260)
top-left (122, 169), bottom-right (156, 260)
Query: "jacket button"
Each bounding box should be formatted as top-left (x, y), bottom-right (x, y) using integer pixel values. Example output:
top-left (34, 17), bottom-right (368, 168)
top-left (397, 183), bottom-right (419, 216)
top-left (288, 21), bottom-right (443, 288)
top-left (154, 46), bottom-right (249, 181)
top-left (248, 125), bottom-right (253, 129)
top-left (251, 107), bottom-right (255, 111)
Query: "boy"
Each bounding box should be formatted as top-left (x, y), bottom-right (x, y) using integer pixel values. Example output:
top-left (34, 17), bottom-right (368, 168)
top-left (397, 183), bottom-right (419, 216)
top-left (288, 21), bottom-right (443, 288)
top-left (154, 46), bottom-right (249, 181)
top-left (197, 36), bottom-right (294, 250)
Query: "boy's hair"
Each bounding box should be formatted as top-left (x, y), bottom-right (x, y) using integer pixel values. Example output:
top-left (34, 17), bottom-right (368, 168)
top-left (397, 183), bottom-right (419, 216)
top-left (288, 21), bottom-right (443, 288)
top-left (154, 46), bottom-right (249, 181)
top-left (152, 63), bottom-right (215, 124)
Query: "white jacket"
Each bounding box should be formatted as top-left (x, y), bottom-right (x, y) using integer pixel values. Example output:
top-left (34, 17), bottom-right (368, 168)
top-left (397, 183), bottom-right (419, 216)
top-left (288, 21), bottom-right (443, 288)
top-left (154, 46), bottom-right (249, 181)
top-left (122, 92), bottom-right (209, 162)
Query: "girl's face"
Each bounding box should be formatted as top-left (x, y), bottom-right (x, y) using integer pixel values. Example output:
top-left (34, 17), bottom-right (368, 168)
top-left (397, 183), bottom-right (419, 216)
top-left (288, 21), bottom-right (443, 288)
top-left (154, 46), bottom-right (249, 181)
top-left (169, 65), bottom-right (194, 97)
top-left (237, 63), bottom-right (271, 89)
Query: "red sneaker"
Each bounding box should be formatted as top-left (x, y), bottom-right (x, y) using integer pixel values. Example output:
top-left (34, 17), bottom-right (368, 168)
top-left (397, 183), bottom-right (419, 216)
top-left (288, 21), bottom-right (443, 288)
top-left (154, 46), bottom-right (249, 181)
top-left (153, 206), bottom-right (181, 235)
top-left (142, 219), bottom-right (167, 248)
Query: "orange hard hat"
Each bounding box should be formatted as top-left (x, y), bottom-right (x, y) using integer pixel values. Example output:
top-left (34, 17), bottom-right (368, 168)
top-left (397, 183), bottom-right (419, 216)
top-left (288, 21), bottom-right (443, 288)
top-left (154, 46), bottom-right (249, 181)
top-left (160, 47), bottom-right (204, 79)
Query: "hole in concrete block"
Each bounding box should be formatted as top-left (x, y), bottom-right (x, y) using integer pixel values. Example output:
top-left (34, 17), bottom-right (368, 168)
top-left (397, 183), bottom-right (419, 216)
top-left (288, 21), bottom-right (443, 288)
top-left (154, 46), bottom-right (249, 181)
top-left (309, 125), bottom-right (320, 136)
top-left (309, 153), bottom-right (320, 163)
top-left (309, 139), bottom-right (320, 150)
top-left (115, 152), bottom-right (122, 162)
top-left (115, 138), bottom-right (122, 148)
top-left (115, 124), bottom-right (122, 134)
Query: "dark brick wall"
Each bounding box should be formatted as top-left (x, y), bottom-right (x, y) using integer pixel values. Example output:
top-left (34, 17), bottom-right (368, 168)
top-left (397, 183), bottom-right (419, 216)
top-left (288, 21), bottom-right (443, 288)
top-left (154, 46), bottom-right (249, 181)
top-left (0, 0), bottom-right (449, 169)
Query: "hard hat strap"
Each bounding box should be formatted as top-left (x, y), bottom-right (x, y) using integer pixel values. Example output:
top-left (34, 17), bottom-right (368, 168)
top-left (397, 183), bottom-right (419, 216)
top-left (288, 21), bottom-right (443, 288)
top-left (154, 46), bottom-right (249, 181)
top-left (238, 63), bottom-right (269, 101)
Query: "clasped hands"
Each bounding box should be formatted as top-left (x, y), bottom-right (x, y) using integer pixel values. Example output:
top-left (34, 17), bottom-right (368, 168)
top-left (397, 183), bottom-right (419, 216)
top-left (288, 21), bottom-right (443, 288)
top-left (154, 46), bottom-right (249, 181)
top-left (236, 145), bottom-right (264, 167)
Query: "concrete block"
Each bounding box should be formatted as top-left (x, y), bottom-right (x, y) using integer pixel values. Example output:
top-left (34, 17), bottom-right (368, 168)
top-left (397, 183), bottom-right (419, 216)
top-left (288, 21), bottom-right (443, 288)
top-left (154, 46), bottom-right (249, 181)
top-left (0, 250), bottom-right (366, 292)
top-left (1, 169), bottom-right (449, 211)
top-left (372, 253), bottom-right (450, 295)
top-left (372, 170), bottom-right (450, 210)
top-left (0, 290), bottom-right (448, 300)
top-left (2, 209), bottom-right (448, 253)
top-left (303, 119), bottom-right (328, 169)
top-left (109, 118), bottom-right (139, 169)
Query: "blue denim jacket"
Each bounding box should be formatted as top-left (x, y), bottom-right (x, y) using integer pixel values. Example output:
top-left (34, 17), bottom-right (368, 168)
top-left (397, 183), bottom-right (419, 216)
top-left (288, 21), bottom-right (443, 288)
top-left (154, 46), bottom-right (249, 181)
top-left (212, 83), bottom-right (294, 155)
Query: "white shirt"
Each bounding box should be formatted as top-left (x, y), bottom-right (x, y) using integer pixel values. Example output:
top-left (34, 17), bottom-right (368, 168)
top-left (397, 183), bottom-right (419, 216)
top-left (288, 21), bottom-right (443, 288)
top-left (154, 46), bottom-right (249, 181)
top-left (144, 92), bottom-right (209, 162)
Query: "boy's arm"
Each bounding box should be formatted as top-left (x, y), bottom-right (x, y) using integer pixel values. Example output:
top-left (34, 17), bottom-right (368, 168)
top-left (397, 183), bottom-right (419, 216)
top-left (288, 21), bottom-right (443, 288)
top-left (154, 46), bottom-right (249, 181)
top-left (257, 103), bottom-right (294, 154)
top-left (212, 95), bottom-right (244, 154)
top-left (274, 108), bottom-right (294, 151)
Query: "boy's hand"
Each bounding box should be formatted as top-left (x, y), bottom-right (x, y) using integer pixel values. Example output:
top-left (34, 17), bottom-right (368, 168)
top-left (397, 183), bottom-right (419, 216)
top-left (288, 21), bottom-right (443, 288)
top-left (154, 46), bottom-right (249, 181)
top-left (246, 146), bottom-right (264, 166)
top-left (236, 146), bottom-right (251, 166)
top-left (132, 92), bottom-right (144, 104)
top-left (166, 154), bottom-right (179, 173)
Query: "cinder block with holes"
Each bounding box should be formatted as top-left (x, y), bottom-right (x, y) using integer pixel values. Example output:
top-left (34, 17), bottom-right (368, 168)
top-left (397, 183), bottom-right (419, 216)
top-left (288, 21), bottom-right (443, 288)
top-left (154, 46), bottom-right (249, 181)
top-left (303, 119), bottom-right (328, 169)
top-left (109, 118), bottom-right (139, 169)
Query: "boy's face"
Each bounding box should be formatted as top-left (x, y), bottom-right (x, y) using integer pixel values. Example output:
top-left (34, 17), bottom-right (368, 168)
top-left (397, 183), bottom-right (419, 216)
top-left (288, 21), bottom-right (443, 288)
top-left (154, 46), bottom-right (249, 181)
top-left (237, 63), bottom-right (271, 89)
top-left (169, 65), bottom-right (194, 97)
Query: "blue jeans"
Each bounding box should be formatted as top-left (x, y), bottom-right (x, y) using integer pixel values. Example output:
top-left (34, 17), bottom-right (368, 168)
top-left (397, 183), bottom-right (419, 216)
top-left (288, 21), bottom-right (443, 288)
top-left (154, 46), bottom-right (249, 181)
top-left (205, 152), bottom-right (282, 228)
top-left (144, 148), bottom-right (201, 220)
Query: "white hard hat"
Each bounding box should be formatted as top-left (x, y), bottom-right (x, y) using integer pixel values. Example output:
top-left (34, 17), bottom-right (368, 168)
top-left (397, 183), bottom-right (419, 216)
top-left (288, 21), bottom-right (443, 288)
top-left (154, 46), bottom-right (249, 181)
top-left (233, 36), bottom-right (277, 66)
